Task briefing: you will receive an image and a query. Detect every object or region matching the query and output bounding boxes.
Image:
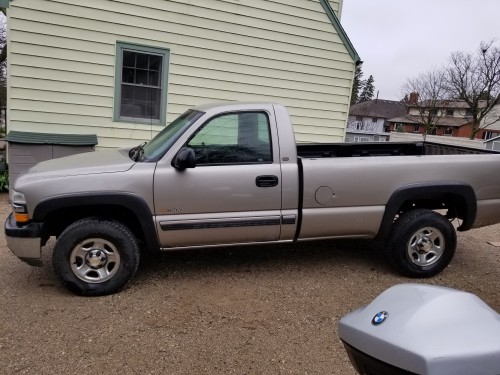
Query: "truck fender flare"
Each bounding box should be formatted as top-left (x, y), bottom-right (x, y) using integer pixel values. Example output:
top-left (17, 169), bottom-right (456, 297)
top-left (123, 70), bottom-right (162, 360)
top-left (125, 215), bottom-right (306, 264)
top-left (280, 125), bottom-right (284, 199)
top-left (32, 192), bottom-right (159, 251)
top-left (377, 182), bottom-right (477, 239)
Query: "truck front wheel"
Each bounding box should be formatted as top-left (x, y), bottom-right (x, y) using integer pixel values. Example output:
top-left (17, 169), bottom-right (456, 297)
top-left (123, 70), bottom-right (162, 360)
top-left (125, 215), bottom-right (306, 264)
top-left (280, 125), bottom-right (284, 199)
top-left (52, 218), bottom-right (140, 296)
top-left (388, 209), bottom-right (456, 277)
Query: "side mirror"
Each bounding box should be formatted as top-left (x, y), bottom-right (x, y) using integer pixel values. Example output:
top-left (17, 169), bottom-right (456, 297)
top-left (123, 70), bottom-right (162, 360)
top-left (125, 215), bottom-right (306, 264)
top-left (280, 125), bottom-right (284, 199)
top-left (173, 147), bottom-right (196, 170)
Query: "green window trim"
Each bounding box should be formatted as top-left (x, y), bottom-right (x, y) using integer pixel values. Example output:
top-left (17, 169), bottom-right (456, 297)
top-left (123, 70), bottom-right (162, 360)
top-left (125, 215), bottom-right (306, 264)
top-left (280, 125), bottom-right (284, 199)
top-left (319, 0), bottom-right (361, 65)
top-left (0, 0), bottom-right (11, 8)
top-left (113, 42), bottom-right (170, 125)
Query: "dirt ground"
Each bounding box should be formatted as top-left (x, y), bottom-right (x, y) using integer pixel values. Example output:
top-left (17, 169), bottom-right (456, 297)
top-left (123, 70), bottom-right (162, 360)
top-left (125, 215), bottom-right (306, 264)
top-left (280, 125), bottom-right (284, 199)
top-left (1, 193), bottom-right (499, 375)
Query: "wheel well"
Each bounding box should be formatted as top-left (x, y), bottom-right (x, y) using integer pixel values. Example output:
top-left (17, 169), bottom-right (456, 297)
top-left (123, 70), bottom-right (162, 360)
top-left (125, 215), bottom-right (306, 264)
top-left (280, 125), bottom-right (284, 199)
top-left (397, 194), bottom-right (468, 220)
top-left (377, 183), bottom-right (477, 240)
top-left (42, 205), bottom-right (150, 250)
top-left (34, 193), bottom-right (160, 252)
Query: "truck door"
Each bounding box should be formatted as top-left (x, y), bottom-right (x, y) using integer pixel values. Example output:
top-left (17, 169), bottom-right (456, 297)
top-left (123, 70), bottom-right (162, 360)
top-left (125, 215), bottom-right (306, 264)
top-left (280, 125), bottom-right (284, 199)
top-left (153, 110), bottom-right (282, 248)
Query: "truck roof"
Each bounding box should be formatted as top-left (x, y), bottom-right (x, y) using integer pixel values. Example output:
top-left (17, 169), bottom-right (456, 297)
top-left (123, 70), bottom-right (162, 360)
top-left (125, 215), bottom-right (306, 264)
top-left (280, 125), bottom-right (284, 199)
top-left (192, 101), bottom-right (281, 112)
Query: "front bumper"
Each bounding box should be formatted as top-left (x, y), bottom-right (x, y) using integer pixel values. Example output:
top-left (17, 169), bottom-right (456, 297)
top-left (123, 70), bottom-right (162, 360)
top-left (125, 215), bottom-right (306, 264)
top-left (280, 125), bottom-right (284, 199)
top-left (5, 213), bottom-right (44, 267)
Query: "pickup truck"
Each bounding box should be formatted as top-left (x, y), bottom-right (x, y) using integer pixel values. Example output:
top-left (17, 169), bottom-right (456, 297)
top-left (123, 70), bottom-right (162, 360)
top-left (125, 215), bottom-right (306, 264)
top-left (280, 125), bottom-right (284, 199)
top-left (5, 102), bottom-right (500, 295)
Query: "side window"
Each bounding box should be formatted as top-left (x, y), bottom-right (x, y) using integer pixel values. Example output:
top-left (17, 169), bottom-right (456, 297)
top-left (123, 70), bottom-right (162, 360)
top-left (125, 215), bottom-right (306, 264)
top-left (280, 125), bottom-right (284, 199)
top-left (114, 42), bottom-right (170, 125)
top-left (188, 112), bottom-right (272, 165)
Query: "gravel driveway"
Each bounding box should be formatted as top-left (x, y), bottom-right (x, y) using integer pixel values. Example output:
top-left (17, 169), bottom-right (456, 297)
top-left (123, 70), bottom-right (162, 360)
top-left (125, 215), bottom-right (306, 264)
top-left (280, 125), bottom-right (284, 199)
top-left (1, 192), bottom-right (499, 374)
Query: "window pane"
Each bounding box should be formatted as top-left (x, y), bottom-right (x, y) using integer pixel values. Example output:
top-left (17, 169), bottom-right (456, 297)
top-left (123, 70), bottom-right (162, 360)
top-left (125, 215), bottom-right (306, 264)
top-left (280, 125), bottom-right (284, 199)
top-left (122, 68), bottom-right (135, 84)
top-left (189, 112), bottom-right (272, 164)
top-left (134, 86), bottom-right (149, 101)
top-left (123, 51), bottom-right (135, 67)
top-left (136, 69), bottom-right (148, 85)
top-left (144, 89), bottom-right (161, 118)
top-left (191, 114), bottom-right (238, 146)
top-left (149, 55), bottom-right (162, 70)
top-left (257, 114), bottom-right (271, 143)
top-left (121, 51), bottom-right (162, 87)
top-left (238, 112), bottom-right (271, 162)
top-left (136, 53), bottom-right (149, 69)
top-left (121, 84), bottom-right (134, 100)
top-left (120, 86), bottom-right (161, 119)
top-left (149, 70), bottom-right (160, 86)
top-left (120, 89), bottom-right (143, 118)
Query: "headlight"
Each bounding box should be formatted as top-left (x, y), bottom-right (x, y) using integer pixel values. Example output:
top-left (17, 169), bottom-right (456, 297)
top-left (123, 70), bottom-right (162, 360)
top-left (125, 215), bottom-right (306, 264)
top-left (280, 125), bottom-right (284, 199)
top-left (11, 190), bottom-right (29, 223)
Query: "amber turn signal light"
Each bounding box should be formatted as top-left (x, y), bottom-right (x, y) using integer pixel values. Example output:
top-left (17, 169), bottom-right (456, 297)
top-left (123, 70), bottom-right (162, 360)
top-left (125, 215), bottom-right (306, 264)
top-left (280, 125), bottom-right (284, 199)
top-left (14, 212), bottom-right (29, 223)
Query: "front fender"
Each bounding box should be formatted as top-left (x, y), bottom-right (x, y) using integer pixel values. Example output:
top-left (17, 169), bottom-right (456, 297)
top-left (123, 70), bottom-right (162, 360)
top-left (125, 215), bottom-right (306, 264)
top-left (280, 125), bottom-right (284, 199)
top-left (32, 192), bottom-right (160, 252)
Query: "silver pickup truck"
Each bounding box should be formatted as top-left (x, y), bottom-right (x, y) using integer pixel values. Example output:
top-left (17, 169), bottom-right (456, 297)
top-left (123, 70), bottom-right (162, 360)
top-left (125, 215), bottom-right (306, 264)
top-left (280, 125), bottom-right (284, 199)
top-left (5, 102), bottom-right (500, 295)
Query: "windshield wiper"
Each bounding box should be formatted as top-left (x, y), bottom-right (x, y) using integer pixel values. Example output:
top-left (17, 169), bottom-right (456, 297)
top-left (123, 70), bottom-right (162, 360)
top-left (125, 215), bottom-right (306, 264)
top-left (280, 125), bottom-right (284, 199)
top-left (129, 142), bottom-right (147, 162)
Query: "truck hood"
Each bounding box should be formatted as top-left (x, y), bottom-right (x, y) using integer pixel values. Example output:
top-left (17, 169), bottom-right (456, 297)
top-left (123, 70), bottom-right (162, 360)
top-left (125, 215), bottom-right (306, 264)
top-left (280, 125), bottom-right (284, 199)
top-left (18, 149), bottom-right (135, 183)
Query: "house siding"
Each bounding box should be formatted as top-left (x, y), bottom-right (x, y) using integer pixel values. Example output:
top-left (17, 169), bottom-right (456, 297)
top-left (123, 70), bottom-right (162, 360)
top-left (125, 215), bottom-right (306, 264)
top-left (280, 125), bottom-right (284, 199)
top-left (7, 0), bottom-right (354, 148)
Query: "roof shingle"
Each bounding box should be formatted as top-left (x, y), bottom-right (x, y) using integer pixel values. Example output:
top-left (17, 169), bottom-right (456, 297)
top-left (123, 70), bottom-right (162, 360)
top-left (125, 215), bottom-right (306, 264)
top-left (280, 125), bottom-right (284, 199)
top-left (349, 99), bottom-right (406, 119)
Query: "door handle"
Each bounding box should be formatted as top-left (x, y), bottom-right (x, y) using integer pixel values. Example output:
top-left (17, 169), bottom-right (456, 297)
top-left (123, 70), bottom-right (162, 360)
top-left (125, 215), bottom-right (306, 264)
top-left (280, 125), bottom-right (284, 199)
top-left (256, 175), bottom-right (279, 187)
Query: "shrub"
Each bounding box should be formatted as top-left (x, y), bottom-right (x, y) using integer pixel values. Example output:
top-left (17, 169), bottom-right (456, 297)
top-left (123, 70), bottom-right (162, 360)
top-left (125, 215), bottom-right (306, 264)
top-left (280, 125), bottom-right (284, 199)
top-left (0, 170), bottom-right (8, 192)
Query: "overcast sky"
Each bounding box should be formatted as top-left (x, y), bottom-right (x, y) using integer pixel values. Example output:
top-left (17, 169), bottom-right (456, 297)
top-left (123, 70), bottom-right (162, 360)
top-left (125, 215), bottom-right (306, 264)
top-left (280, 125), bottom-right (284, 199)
top-left (340, 0), bottom-right (500, 101)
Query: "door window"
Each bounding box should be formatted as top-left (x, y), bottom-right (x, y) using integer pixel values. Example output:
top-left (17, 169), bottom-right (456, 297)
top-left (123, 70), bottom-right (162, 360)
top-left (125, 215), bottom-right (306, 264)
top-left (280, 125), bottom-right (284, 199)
top-left (188, 112), bottom-right (272, 165)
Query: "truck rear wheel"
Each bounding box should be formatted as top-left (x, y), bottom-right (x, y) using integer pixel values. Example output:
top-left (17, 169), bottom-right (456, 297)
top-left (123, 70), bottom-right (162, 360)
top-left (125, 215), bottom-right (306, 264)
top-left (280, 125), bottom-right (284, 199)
top-left (52, 218), bottom-right (140, 296)
top-left (387, 209), bottom-right (456, 277)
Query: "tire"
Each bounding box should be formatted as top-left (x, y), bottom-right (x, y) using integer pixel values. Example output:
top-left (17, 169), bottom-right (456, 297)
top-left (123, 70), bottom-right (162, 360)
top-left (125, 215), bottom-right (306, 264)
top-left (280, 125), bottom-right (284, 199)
top-left (387, 209), bottom-right (456, 278)
top-left (52, 218), bottom-right (140, 296)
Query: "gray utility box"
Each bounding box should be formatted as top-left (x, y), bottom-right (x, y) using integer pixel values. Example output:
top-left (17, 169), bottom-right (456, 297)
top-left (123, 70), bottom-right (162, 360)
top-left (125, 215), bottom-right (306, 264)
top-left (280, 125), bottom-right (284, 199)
top-left (6, 131), bottom-right (97, 188)
top-left (339, 284), bottom-right (500, 375)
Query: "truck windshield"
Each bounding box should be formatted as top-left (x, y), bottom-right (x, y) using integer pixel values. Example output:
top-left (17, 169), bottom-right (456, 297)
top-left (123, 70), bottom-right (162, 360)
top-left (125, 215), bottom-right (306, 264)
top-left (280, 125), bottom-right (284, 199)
top-left (139, 110), bottom-right (204, 162)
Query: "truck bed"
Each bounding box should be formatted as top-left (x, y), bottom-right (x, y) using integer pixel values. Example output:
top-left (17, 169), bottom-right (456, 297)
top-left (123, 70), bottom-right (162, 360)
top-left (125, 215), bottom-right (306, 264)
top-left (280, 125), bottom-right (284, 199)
top-left (296, 141), bottom-right (498, 158)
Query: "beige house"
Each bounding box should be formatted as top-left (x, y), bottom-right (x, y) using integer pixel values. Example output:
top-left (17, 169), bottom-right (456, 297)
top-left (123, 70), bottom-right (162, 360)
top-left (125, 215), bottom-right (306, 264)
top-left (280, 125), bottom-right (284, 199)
top-left (6, 0), bottom-right (359, 149)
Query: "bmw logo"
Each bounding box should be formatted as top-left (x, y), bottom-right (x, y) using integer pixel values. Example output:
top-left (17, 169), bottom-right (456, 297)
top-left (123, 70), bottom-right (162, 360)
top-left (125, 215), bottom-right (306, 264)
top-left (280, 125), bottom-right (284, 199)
top-left (371, 311), bottom-right (389, 326)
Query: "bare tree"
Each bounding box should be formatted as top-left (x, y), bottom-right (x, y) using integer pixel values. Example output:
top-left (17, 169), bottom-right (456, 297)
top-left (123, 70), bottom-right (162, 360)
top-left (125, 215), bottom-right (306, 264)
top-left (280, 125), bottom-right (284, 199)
top-left (447, 41), bottom-right (500, 139)
top-left (402, 68), bottom-right (449, 137)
